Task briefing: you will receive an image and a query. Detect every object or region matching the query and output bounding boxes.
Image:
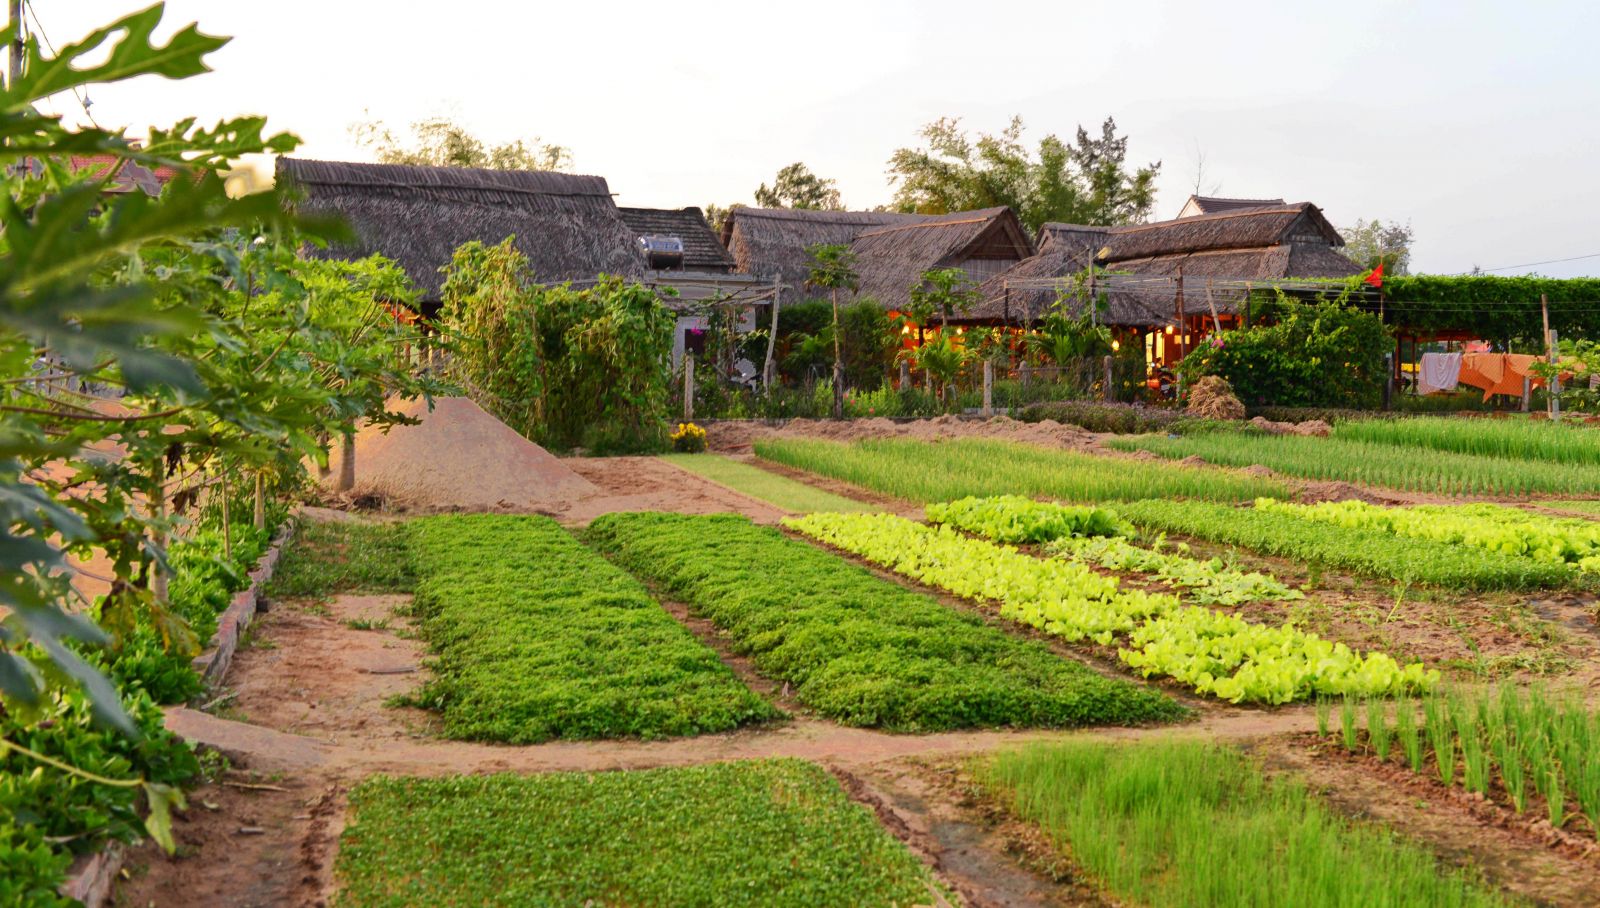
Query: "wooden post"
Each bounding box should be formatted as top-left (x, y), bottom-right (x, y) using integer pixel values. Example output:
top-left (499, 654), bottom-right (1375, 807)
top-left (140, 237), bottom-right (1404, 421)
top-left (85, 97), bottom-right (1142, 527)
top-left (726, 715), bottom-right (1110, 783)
top-left (1087, 268), bottom-right (1097, 327)
top-left (220, 471), bottom-right (232, 561)
top-left (1549, 327), bottom-right (1561, 419)
top-left (253, 472), bottom-right (266, 530)
top-left (683, 352), bottom-right (695, 421)
top-left (1103, 354), bottom-right (1115, 402)
top-left (1175, 270), bottom-right (1186, 361)
top-left (763, 281), bottom-right (781, 389)
top-left (898, 358), bottom-right (910, 390)
top-left (1542, 295), bottom-right (1558, 419)
top-left (1020, 358), bottom-right (1031, 389)
top-left (1521, 376), bottom-right (1532, 413)
top-left (1205, 279), bottom-right (1222, 335)
top-left (982, 360), bottom-right (994, 417)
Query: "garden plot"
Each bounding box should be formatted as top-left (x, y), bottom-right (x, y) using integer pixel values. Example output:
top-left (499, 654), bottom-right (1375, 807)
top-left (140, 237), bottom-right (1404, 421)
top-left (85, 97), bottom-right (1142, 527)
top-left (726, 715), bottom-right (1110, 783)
top-left (586, 511), bottom-right (1186, 731)
top-left (334, 761), bottom-right (945, 907)
top-left (756, 436), bottom-right (1287, 504)
top-left (406, 514), bottom-right (778, 742)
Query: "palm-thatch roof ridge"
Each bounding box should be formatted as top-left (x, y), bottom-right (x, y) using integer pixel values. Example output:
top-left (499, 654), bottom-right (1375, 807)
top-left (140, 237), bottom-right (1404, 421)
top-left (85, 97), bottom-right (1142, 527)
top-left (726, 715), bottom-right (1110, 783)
top-left (850, 207), bottom-right (1033, 313)
top-left (274, 157), bottom-right (644, 302)
top-left (1177, 195), bottom-right (1286, 217)
top-left (720, 207), bottom-right (932, 302)
top-left (965, 203), bottom-right (1361, 326)
top-left (617, 206), bottom-right (735, 272)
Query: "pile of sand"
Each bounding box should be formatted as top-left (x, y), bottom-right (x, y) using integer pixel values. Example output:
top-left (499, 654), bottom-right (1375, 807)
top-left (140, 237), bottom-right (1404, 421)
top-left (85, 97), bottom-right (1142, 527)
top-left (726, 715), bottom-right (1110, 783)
top-left (327, 397), bottom-right (597, 513)
top-left (1186, 376), bottom-right (1246, 420)
top-left (1249, 416), bottom-right (1332, 437)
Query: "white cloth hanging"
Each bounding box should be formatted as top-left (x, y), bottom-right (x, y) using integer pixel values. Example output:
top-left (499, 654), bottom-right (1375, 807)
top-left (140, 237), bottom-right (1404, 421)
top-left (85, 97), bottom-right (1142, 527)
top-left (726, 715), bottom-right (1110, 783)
top-left (1417, 352), bottom-right (1463, 395)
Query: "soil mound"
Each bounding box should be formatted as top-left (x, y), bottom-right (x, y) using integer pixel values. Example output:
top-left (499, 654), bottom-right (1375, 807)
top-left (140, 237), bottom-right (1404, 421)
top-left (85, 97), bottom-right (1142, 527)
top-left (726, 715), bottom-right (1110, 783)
top-left (329, 397), bottom-right (597, 513)
top-left (1186, 376), bottom-right (1247, 420)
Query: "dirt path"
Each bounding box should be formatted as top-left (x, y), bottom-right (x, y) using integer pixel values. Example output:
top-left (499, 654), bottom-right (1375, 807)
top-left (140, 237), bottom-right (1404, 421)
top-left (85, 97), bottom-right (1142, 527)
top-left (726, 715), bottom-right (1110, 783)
top-left (556, 455), bottom-right (786, 525)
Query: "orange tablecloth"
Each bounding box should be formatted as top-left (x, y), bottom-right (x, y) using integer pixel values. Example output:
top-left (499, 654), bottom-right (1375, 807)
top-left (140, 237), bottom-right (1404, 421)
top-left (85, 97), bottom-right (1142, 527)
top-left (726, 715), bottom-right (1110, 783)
top-left (1457, 353), bottom-right (1567, 401)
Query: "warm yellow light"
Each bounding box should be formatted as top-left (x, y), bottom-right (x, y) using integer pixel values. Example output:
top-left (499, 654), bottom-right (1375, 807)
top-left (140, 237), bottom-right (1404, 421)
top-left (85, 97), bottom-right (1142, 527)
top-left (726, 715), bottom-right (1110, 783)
top-left (1111, 339), bottom-right (1121, 351)
top-left (1165, 325), bottom-right (1174, 335)
top-left (901, 325), bottom-right (911, 335)
top-left (956, 327), bottom-right (965, 334)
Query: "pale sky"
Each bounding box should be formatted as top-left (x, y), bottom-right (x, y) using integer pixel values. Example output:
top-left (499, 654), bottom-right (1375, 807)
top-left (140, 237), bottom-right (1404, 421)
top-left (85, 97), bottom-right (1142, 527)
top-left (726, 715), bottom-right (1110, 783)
top-left (34, 0), bottom-right (1600, 276)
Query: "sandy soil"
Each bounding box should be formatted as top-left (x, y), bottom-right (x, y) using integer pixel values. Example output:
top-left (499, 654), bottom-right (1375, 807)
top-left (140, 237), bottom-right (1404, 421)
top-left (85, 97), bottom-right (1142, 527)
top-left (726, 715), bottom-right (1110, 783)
top-left (557, 455), bottom-right (786, 525)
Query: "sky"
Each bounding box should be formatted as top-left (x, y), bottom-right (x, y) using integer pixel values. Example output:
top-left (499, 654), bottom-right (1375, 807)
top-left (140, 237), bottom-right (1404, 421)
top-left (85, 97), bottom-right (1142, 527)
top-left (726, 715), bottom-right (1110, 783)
top-left (33, 0), bottom-right (1600, 277)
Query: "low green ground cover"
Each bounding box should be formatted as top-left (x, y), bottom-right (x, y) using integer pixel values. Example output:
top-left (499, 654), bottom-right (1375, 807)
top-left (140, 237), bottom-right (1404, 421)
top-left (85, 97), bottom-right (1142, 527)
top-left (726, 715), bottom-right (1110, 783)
top-left (789, 512), bottom-right (1432, 704)
top-left (659, 453), bottom-right (877, 513)
top-left (334, 760), bottom-right (941, 907)
top-left (980, 739), bottom-right (1510, 907)
top-left (755, 437), bottom-right (1287, 504)
top-left (405, 514), bottom-right (777, 743)
top-left (585, 512), bottom-right (1185, 730)
top-left (1108, 432), bottom-right (1600, 496)
top-left (924, 495), bottom-right (1129, 543)
top-left (1113, 500), bottom-right (1571, 591)
top-left (266, 518), bottom-right (415, 598)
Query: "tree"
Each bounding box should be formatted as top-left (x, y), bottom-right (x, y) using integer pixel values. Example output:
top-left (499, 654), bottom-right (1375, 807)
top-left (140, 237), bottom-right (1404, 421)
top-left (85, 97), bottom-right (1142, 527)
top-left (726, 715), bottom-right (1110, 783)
top-left (805, 244), bottom-right (859, 418)
top-left (703, 202), bottom-right (738, 235)
top-left (351, 114), bottom-right (571, 171)
top-left (755, 162), bottom-right (844, 210)
top-left (1340, 218), bottom-right (1414, 275)
top-left (909, 267), bottom-right (981, 333)
top-left (886, 115), bottom-right (1161, 231)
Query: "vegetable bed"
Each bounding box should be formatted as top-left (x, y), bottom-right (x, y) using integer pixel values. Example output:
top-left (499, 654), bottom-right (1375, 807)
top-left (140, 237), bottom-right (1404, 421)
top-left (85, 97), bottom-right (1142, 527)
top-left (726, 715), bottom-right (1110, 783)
top-left (335, 760), bottom-right (943, 907)
top-left (980, 739), bottom-right (1511, 907)
top-left (1114, 499), bottom-right (1571, 591)
top-left (790, 510), bottom-right (1433, 704)
top-left (406, 514), bottom-right (777, 743)
top-left (755, 437), bottom-right (1288, 504)
top-left (585, 512), bottom-right (1185, 731)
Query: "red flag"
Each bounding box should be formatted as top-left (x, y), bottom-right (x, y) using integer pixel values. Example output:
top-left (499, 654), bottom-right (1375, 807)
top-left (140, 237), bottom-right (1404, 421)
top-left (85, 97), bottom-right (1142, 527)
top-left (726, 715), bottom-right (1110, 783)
top-left (1364, 262), bottom-right (1385, 288)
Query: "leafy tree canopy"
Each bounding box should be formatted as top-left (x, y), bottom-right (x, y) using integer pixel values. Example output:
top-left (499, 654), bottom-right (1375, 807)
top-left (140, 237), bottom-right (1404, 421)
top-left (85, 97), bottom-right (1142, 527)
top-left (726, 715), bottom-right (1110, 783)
top-left (1340, 218), bottom-right (1414, 275)
top-left (886, 115), bottom-right (1160, 232)
top-left (754, 162), bottom-right (844, 210)
top-left (351, 114), bottom-right (571, 171)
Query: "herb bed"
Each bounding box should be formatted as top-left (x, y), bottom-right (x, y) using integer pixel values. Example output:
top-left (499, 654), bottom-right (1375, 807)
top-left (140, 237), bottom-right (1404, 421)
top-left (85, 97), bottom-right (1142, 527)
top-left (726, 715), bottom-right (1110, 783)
top-left (405, 514), bottom-right (778, 743)
top-left (586, 512), bottom-right (1185, 731)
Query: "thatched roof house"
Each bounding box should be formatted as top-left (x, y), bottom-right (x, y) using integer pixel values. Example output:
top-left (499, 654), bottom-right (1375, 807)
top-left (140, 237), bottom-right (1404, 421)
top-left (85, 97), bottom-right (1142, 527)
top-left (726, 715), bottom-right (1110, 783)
top-left (718, 206), bottom-right (1033, 310)
top-left (970, 202), bottom-right (1361, 326)
top-left (849, 207), bottom-right (1033, 313)
top-left (274, 158), bottom-right (644, 306)
top-left (618, 206), bottom-right (735, 273)
top-left (719, 207), bottom-right (931, 303)
top-left (1176, 195), bottom-right (1285, 218)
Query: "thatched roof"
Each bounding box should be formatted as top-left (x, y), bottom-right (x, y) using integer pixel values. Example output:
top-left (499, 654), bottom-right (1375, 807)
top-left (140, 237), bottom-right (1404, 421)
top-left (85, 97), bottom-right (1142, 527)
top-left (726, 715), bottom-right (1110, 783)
top-left (1177, 195), bottom-right (1285, 218)
top-left (720, 207), bottom-right (932, 302)
top-left (617, 206), bottom-right (734, 272)
top-left (1098, 202), bottom-right (1345, 262)
top-left (965, 203), bottom-right (1360, 326)
top-left (849, 207), bottom-right (1033, 312)
top-left (274, 157), bottom-right (644, 301)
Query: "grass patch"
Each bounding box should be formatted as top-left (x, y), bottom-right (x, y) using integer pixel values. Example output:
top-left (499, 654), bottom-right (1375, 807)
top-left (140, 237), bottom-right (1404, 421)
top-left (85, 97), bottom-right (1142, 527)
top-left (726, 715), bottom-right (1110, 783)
top-left (980, 739), bottom-right (1510, 907)
top-left (266, 518), bottom-right (413, 597)
top-left (755, 437), bottom-right (1287, 504)
top-left (406, 514), bottom-right (778, 743)
top-left (585, 512), bottom-right (1185, 731)
top-left (1115, 499), bottom-right (1571, 591)
top-left (659, 452), bottom-right (877, 513)
top-left (1108, 432), bottom-right (1600, 496)
top-left (335, 760), bottom-right (943, 907)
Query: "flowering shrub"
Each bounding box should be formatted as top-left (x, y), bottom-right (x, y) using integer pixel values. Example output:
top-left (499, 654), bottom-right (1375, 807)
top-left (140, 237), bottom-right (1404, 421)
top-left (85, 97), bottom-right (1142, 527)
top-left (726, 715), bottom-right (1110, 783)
top-left (670, 422), bottom-right (708, 453)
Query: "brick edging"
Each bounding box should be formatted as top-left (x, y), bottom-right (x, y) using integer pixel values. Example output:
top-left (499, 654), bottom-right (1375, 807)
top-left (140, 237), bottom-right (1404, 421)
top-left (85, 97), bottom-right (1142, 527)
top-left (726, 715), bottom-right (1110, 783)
top-left (190, 513), bottom-right (299, 687)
